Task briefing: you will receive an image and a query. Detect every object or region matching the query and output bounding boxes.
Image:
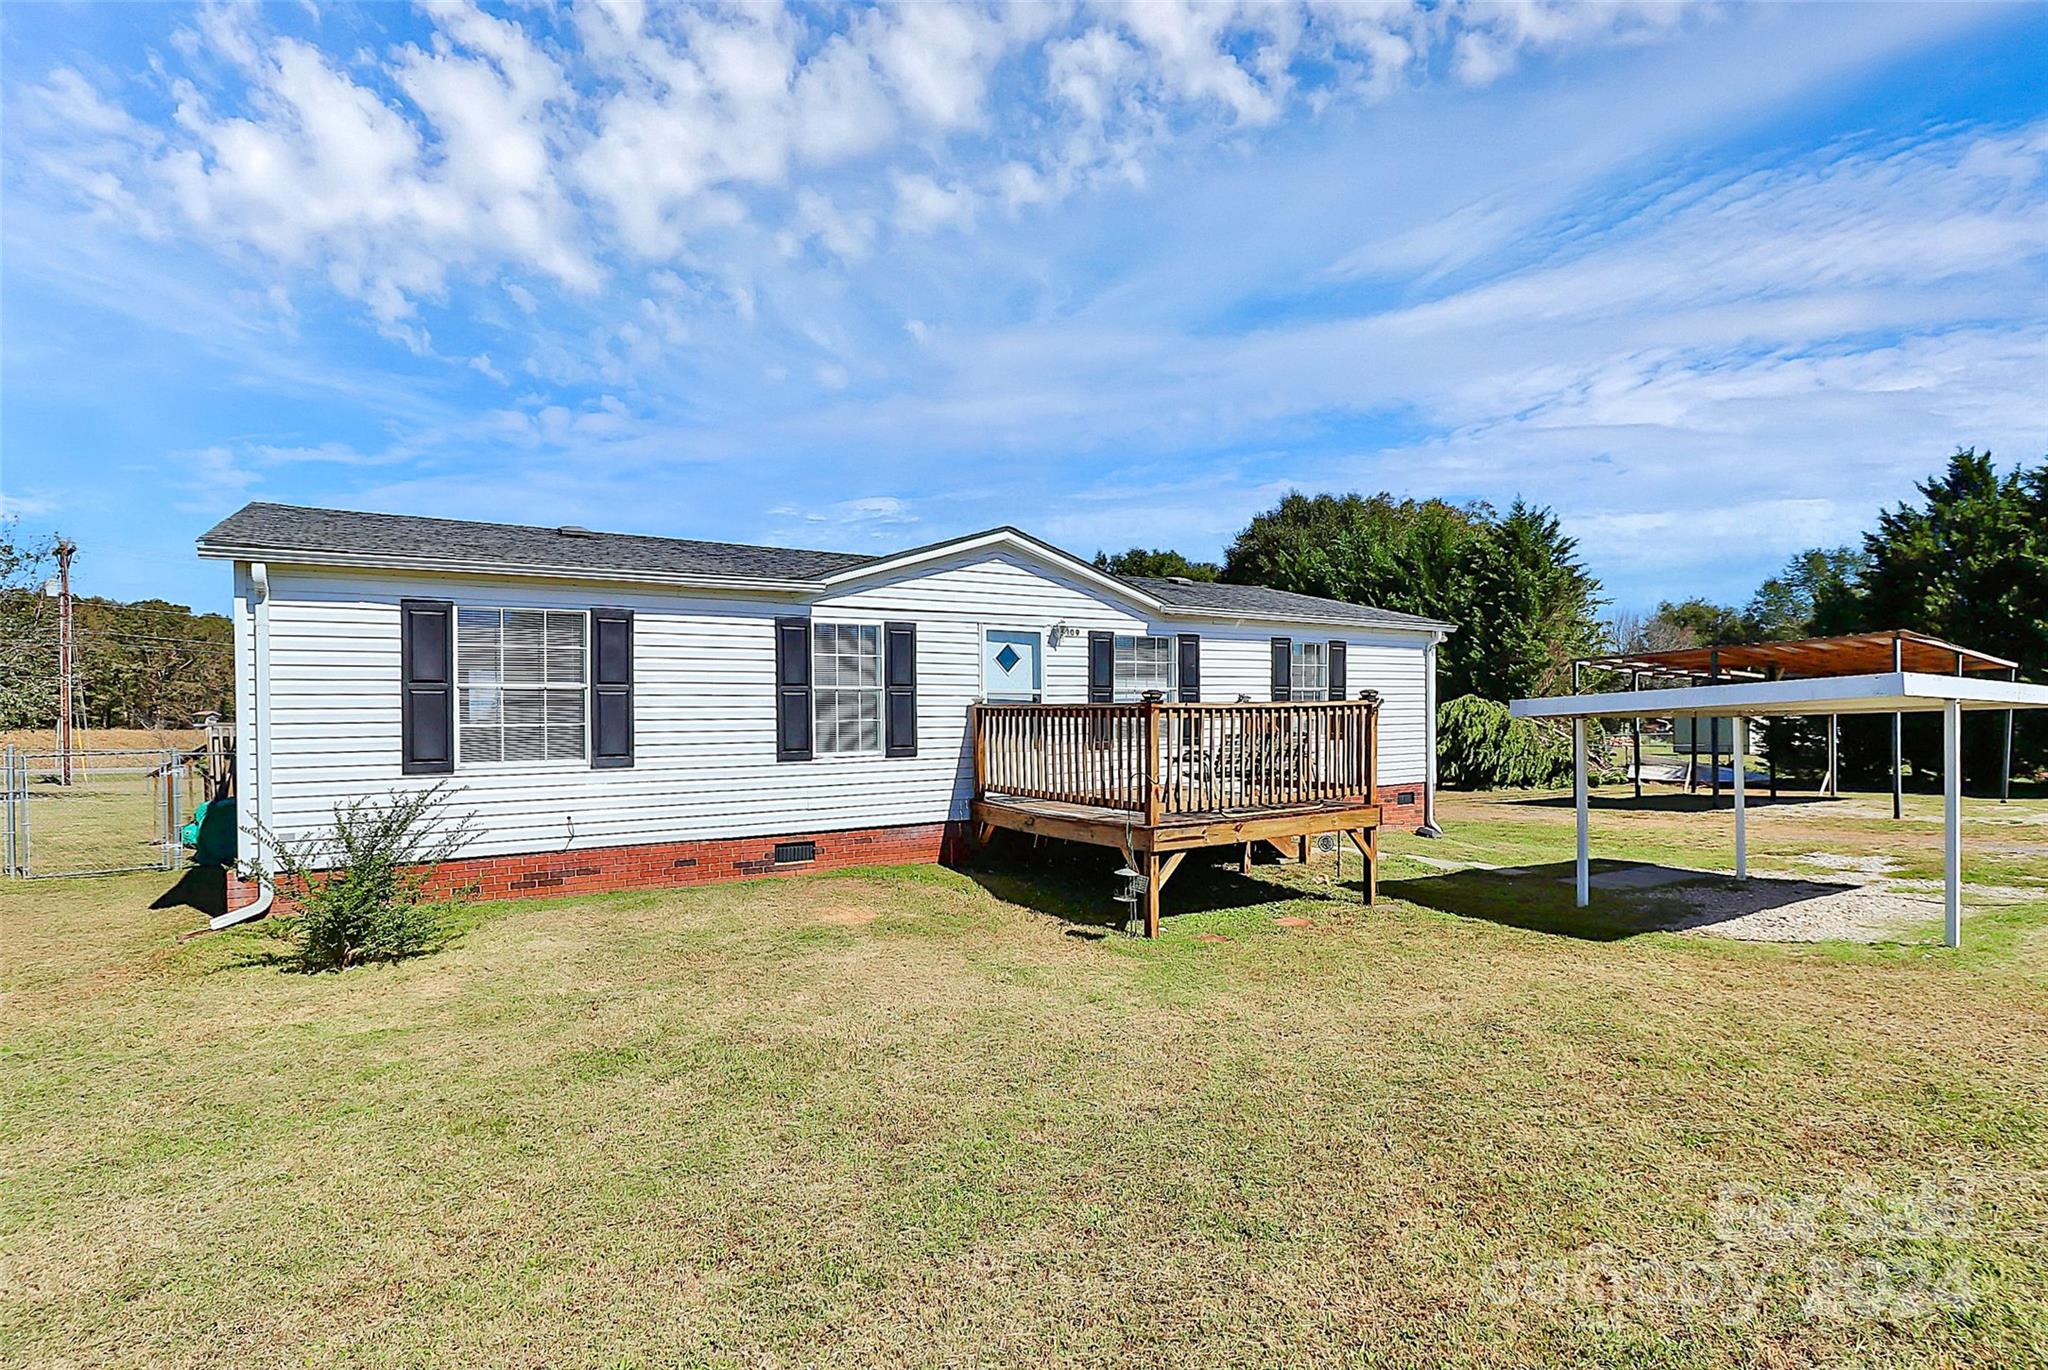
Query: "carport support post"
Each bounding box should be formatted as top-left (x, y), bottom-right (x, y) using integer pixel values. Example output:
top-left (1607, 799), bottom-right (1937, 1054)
top-left (1710, 650), bottom-right (1722, 807)
top-left (1944, 698), bottom-right (1962, 949)
top-left (1732, 716), bottom-right (1747, 881)
top-left (1573, 717), bottom-right (1589, 908)
top-left (1630, 671), bottom-right (1642, 801)
top-left (1892, 635), bottom-right (1904, 820)
top-left (1825, 716), bottom-right (1839, 798)
top-left (2003, 668), bottom-right (2016, 804)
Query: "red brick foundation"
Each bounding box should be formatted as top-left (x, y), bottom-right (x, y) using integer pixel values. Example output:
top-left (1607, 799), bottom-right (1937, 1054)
top-left (1376, 781), bottom-right (1429, 831)
top-left (231, 821), bottom-right (970, 911)
top-left (224, 788), bottom-right (1430, 912)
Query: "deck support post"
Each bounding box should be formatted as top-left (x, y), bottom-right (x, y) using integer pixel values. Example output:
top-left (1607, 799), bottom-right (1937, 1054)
top-left (1345, 830), bottom-right (1376, 904)
top-left (1732, 716), bottom-right (1747, 881)
top-left (1573, 717), bottom-right (1589, 908)
top-left (1143, 850), bottom-right (1161, 940)
top-left (1944, 698), bottom-right (1962, 948)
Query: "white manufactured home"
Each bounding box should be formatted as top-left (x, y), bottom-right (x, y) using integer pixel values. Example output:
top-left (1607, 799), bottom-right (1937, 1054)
top-left (200, 504), bottom-right (1450, 928)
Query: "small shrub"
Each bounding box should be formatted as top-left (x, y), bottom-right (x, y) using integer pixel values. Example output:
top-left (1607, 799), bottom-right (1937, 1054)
top-left (240, 784), bottom-right (476, 971)
top-left (1437, 694), bottom-right (1622, 790)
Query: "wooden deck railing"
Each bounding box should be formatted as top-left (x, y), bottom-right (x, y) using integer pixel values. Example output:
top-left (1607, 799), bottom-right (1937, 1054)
top-left (971, 698), bottom-right (1378, 821)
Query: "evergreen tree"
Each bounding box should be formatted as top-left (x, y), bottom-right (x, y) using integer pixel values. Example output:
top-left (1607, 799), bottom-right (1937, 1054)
top-left (1223, 491), bottom-right (1599, 702)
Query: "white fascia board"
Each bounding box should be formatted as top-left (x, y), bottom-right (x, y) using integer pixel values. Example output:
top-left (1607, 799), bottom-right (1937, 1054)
top-left (194, 543), bottom-right (819, 595)
top-left (814, 526), bottom-right (1166, 611)
top-left (1512, 671), bottom-right (2048, 721)
top-left (1157, 607), bottom-right (1450, 638)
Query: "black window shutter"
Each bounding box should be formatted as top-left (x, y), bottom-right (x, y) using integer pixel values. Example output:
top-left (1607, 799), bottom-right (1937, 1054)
top-left (1270, 637), bottom-right (1292, 701)
top-left (1087, 631), bottom-right (1114, 703)
top-left (400, 598), bottom-right (454, 775)
top-left (1175, 633), bottom-right (1201, 702)
top-left (1328, 640), bottom-right (1347, 702)
top-left (885, 621), bottom-right (917, 758)
top-left (590, 608), bottom-right (634, 769)
top-left (775, 616), bottom-right (813, 761)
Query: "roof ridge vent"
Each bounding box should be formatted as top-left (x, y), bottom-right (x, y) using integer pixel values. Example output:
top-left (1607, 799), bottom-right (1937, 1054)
top-left (556, 525), bottom-right (596, 537)
top-left (1167, 575), bottom-right (1195, 585)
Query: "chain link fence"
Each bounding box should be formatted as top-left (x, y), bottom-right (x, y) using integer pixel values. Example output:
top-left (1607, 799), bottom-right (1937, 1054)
top-left (2, 747), bottom-right (194, 879)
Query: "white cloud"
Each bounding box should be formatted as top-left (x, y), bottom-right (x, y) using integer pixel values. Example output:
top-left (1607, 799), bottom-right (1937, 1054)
top-left (16, 0), bottom-right (1740, 333)
top-left (891, 170), bottom-right (974, 234)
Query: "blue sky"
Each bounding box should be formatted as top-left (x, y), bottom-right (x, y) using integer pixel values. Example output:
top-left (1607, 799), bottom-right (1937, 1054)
top-left (3, 1), bottom-right (2044, 617)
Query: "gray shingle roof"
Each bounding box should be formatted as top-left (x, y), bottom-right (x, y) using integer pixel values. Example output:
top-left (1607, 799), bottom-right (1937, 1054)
top-left (198, 502), bottom-right (879, 582)
top-left (197, 502), bottom-right (1449, 631)
top-left (1119, 575), bottom-right (1453, 631)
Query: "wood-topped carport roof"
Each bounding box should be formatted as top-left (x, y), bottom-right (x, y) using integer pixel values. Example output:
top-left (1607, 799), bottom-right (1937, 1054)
top-left (1579, 629), bottom-right (2016, 682)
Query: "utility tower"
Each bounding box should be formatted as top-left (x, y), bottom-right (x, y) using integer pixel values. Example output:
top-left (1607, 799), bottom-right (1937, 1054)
top-left (55, 538), bottom-right (77, 786)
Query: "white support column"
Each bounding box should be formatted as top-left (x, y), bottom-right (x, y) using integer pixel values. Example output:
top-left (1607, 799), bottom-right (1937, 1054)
top-left (1573, 717), bottom-right (1589, 907)
top-left (1732, 716), bottom-right (1747, 881)
top-left (1944, 698), bottom-right (1962, 949)
top-left (1825, 715), bottom-right (1839, 798)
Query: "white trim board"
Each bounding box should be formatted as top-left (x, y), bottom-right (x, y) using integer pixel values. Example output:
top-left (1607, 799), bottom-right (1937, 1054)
top-left (1513, 671), bottom-right (2048, 722)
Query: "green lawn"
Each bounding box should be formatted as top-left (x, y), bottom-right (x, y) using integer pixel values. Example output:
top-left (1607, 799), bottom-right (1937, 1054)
top-left (3, 789), bottom-right (2044, 1366)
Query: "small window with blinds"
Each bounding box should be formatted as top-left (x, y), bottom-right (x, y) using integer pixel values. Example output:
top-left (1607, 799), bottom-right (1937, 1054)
top-left (1113, 635), bottom-right (1175, 701)
top-left (456, 607), bottom-right (587, 764)
top-left (1290, 641), bottom-right (1330, 701)
top-left (813, 622), bottom-right (882, 755)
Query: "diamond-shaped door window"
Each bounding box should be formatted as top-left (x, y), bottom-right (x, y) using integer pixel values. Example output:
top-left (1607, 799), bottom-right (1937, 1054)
top-left (994, 644), bottom-right (1022, 673)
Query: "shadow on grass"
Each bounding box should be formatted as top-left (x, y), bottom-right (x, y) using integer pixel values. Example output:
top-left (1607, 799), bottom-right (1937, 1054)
top-left (1384, 860), bottom-right (1856, 942)
top-left (959, 835), bottom-right (1306, 935)
top-left (151, 864), bottom-right (228, 919)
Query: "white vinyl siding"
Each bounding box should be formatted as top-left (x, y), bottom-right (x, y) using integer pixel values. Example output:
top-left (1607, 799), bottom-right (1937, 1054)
top-left (457, 607), bottom-right (586, 765)
top-left (241, 548), bottom-right (1437, 866)
top-left (1290, 641), bottom-right (1329, 702)
top-left (1113, 634), bottom-right (1175, 701)
top-left (813, 622), bottom-right (882, 755)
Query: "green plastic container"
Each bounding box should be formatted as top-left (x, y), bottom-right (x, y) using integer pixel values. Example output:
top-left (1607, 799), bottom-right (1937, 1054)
top-left (186, 797), bottom-right (238, 867)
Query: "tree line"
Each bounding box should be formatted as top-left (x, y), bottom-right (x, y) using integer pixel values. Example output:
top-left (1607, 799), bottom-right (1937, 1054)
top-left (1097, 449), bottom-right (2044, 787)
top-left (1, 521), bottom-right (234, 733)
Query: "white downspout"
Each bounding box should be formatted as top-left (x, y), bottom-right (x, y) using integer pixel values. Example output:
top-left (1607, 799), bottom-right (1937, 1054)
top-left (1418, 632), bottom-right (1443, 837)
top-left (212, 560), bottom-right (275, 929)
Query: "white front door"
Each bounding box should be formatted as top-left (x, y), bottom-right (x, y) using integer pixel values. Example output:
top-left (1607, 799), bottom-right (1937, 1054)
top-left (983, 629), bottom-right (1042, 702)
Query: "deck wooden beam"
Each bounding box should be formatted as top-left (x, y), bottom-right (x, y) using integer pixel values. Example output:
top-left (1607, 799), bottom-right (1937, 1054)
top-left (971, 798), bottom-right (1382, 854)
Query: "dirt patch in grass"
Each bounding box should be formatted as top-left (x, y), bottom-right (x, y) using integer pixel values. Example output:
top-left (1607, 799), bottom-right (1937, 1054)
top-left (810, 901), bottom-right (880, 926)
top-left (1651, 878), bottom-right (1934, 943)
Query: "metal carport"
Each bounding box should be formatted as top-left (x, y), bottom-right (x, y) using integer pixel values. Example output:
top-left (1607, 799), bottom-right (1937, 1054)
top-left (1512, 670), bottom-right (2048, 948)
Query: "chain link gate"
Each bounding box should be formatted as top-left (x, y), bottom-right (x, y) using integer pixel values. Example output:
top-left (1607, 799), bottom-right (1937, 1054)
top-left (2, 746), bottom-right (191, 879)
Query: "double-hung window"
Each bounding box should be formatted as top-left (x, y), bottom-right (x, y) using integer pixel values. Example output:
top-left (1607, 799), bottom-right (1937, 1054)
top-left (813, 623), bottom-right (882, 755)
top-left (1112, 635), bottom-right (1175, 701)
top-left (1289, 641), bottom-right (1330, 701)
top-left (457, 608), bottom-right (587, 764)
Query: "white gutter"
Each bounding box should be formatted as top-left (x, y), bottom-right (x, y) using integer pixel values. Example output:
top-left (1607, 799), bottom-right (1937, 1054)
top-left (1419, 636), bottom-right (1443, 837)
top-left (212, 560), bottom-right (275, 929)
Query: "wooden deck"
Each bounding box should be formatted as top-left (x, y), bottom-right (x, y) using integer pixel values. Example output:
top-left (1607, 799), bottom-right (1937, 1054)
top-left (970, 698), bottom-right (1383, 936)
